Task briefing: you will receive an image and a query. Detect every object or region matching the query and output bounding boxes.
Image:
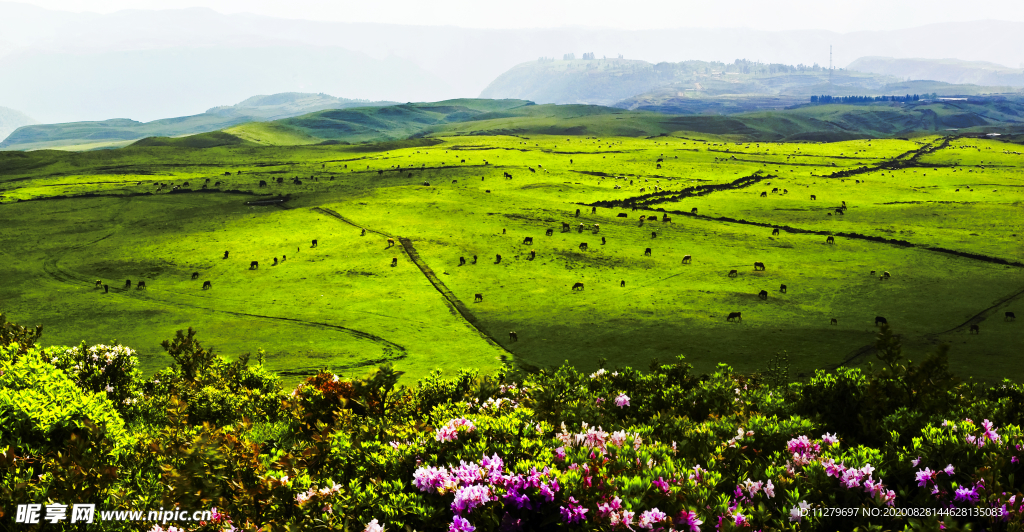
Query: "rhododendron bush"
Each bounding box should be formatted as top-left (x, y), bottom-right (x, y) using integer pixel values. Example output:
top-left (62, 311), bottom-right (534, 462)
top-left (1, 317), bottom-right (1024, 530)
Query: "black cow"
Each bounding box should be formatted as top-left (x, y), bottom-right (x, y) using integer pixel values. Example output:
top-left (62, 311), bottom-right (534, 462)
top-left (475, 293), bottom-right (483, 302)
top-left (276, 178), bottom-right (284, 184)
top-left (835, 209), bottom-right (844, 215)
top-left (546, 228), bottom-right (554, 236)
top-left (391, 257), bottom-right (398, 267)
top-left (378, 170), bottom-right (384, 176)
top-left (136, 281), bottom-right (146, 290)
top-left (103, 284), bottom-right (109, 293)
top-left (970, 324), bottom-right (980, 334)
top-left (575, 209), bottom-right (581, 217)
top-left (826, 236), bottom-right (835, 244)
top-left (529, 250), bottom-right (536, 260)
top-left (682, 255), bottom-right (692, 264)
top-left (758, 290), bottom-right (768, 300)
top-left (250, 261), bottom-right (259, 270)
top-left (727, 312), bottom-right (742, 322)
top-left (875, 316), bottom-right (888, 326)
top-left (524, 237), bottom-right (534, 245)
top-left (831, 318), bottom-right (838, 325)
top-left (495, 254), bottom-right (502, 264)
top-left (754, 262), bottom-right (766, 271)
top-left (691, 208), bottom-right (698, 214)
top-left (572, 282), bottom-right (585, 291)
top-left (602, 237), bottom-right (606, 245)
top-left (223, 251), bottom-right (229, 259)
top-left (772, 228), bottom-right (780, 236)
top-left (1006, 311), bottom-right (1016, 321)
top-left (125, 279), bottom-right (132, 289)
top-left (780, 284), bottom-right (787, 293)
top-left (810, 195), bottom-right (817, 200)
top-left (312, 239), bottom-right (318, 248)
top-left (760, 191), bottom-right (768, 197)
top-left (620, 280), bottom-right (626, 287)
top-left (191, 272), bottom-right (199, 280)
top-left (509, 331), bottom-right (518, 342)
top-left (95, 280), bottom-right (102, 288)
top-left (259, 180), bottom-right (267, 187)
top-left (728, 269), bottom-right (738, 277)
top-left (579, 242), bottom-right (589, 251)
top-left (472, 255), bottom-right (478, 264)
top-left (460, 257), bottom-right (466, 266)
top-left (617, 213), bottom-right (628, 218)
top-left (361, 229), bottom-right (366, 236)
top-left (273, 257), bottom-right (278, 266)
top-left (591, 206), bottom-right (597, 214)
top-left (562, 222), bottom-right (571, 232)
top-left (202, 281), bottom-right (212, 290)
top-left (644, 248), bottom-right (652, 256)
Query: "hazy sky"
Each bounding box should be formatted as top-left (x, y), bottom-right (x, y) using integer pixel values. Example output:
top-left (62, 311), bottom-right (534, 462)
top-left (14, 0), bottom-right (1024, 32)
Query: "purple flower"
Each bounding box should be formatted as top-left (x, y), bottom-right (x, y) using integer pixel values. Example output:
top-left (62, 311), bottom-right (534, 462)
top-left (615, 393), bottom-right (631, 408)
top-left (765, 479), bottom-right (775, 498)
top-left (413, 466), bottom-right (453, 493)
top-left (652, 477), bottom-right (671, 494)
top-left (916, 467), bottom-right (937, 487)
top-left (821, 432), bottom-right (839, 446)
top-left (449, 516), bottom-right (475, 532)
top-left (954, 486), bottom-right (980, 504)
top-left (451, 485), bottom-right (492, 515)
top-left (911, 456), bottom-right (921, 467)
top-left (559, 497), bottom-right (589, 524)
top-left (554, 447), bottom-right (566, 461)
top-left (943, 464), bottom-right (955, 476)
top-left (982, 419), bottom-right (1000, 443)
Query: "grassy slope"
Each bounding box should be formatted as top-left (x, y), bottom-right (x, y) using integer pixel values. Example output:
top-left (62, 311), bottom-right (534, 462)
top-left (0, 134), bottom-right (1020, 386)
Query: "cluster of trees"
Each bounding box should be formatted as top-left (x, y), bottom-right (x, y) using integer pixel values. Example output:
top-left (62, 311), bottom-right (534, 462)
top-left (811, 94), bottom-right (924, 104)
top-left (537, 57), bottom-right (555, 63)
top-left (729, 59), bottom-right (824, 75)
top-left (581, 52), bottom-right (597, 60)
top-left (562, 53), bottom-right (576, 60)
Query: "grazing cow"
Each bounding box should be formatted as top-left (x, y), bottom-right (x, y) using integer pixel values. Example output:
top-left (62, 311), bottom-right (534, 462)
top-left (691, 208), bottom-right (698, 214)
top-left (95, 280), bottom-right (102, 288)
top-left (1005, 311), bottom-right (1016, 321)
top-left (546, 228), bottom-right (554, 236)
top-left (728, 269), bottom-right (738, 277)
top-left (772, 188), bottom-right (779, 193)
top-left (827, 213), bottom-right (832, 217)
top-left (970, 324), bottom-right (980, 334)
top-left (202, 281), bottom-right (212, 290)
top-left (810, 195), bottom-right (817, 200)
top-left (883, 271), bottom-right (891, 279)
top-left (191, 272), bottom-right (199, 280)
top-left (602, 237), bottom-right (606, 245)
top-left (312, 239), bottom-right (318, 248)
top-left (103, 284), bottom-right (109, 293)
top-left (656, 158), bottom-right (664, 163)
top-left (579, 242), bottom-right (589, 251)
top-left (452, 180), bottom-right (457, 183)
top-left (475, 293), bottom-right (483, 302)
top-left (835, 209), bottom-right (844, 215)
top-left (223, 251), bottom-right (229, 259)
top-left (562, 222), bottom-right (571, 232)
top-left (663, 216), bottom-right (672, 223)
top-left (577, 224), bottom-right (585, 233)
top-left (183, 182), bottom-right (190, 187)
top-left (277, 178), bottom-right (284, 184)
top-left (591, 206), bottom-right (597, 214)
top-left (870, 270), bottom-right (876, 276)
top-left (826, 236), bottom-right (835, 244)
top-left (523, 237), bottom-right (533, 245)
top-left (760, 191), bottom-right (768, 197)
top-left (259, 180), bottom-right (267, 188)
top-left (361, 229), bottom-right (366, 236)
top-left (572, 282), bottom-right (585, 291)
top-left (772, 228), bottom-right (780, 236)
top-left (503, 228), bottom-right (507, 235)
top-left (529, 167), bottom-right (535, 173)
top-left (783, 189), bottom-right (788, 194)
top-left (250, 261), bottom-right (259, 270)
top-left (391, 257), bottom-right (398, 267)
top-left (754, 262), bottom-right (766, 271)
top-left (495, 254), bottom-right (502, 264)
top-left (136, 281), bottom-right (146, 290)
top-left (387, 238), bottom-right (395, 248)
top-left (639, 215), bottom-right (646, 222)
top-left (593, 224), bottom-right (600, 233)
top-left (293, 179), bottom-right (302, 185)
top-left (727, 312), bottom-right (742, 322)
top-left (575, 209), bottom-right (581, 217)
top-left (273, 257), bottom-right (279, 265)
top-left (875, 316), bottom-right (887, 326)
top-left (124, 279), bottom-right (132, 289)
top-left (617, 213), bottom-right (628, 218)
top-left (473, 255), bottom-right (478, 264)
top-left (682, 255), bottom-right (692, 264)
top-left (529, 250), bottom-right (536, 260)
top-left (644, 248), bottom-right (652, 256)
top-left (780, 284), bottom-right (787, 293)
top-left (651, 232), bottom-right (657, 239)
top-left (758, 290), bottom-right (768, 300)
top-left (509, 331), bottom-right (518, 342)
top-left (378, 170), bottom-right (384, 176)
top-left (423, 182), bottom-right (430, 186)
top-left (830, 318), bottom-right (838, 325)
top-left (460, 257), bottom-right (466, 266)
top-left (620, 280), bottom-right (626, 287)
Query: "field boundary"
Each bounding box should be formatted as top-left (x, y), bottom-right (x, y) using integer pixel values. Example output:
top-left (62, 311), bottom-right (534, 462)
top-left (399, 237), bottom-right (515, 356)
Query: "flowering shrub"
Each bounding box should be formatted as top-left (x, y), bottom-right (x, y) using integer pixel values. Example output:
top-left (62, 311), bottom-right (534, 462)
top-left (1, 320), bottom-right (1023, 530)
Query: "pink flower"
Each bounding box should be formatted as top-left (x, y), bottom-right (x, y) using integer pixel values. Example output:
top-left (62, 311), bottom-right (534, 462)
top-left (615, 393), bottom-right (631, 408)
top-left (436, 417), bottom-right (475, 442)
top-left (364, 519), bottom-right (385, 532)
top-left (451, 485), bottom-right (492, 515)
top-left (559, 496), bottom-right (589, 524)
top-left (638, 508), bottom-right (667, 529)
top-left (449, 516), bottom-right (475, 532)
top-left (982, 419), bottom-right (1000, 443)
top-left (554, 447), bottom-right (566, 461)
top-left (652, 477), bottom-right (671, 494)
top-left (789, 501), bottom-right (811, 522)
top-left (821, 432), bottom-right (839, 446)
top-left (943, 464), bottom-right (955, 475)
top-left (916, 467), bottom-right (937, 487)
top-left (677, 510), bottom-right (703, 532)
top-left (765, 479), bottom-right (775, 498)
top-left (911, 456), bottom-right (921, 467)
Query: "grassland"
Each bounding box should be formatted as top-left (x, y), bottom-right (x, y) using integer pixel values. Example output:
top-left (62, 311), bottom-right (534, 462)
top-left (0, 132), bottom-right (1020, 386)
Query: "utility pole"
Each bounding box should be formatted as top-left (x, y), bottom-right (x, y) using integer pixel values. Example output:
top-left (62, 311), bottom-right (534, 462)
top-left (829, 45), bottom-right (833, 83)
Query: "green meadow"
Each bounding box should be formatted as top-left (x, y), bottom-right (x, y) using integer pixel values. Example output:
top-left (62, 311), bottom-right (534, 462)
top-left (0, 132), bottom-right (1021, 386)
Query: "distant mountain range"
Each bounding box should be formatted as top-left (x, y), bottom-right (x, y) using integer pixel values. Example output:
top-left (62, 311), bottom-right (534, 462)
top-left (3, 2), bottom-right (1024, 124)
top-left (0, 106), bottom-right (35, 142)
top-left (848, 57), bottom-right (1024, 87)
top-left (0, 93), bottom-right (397, 151)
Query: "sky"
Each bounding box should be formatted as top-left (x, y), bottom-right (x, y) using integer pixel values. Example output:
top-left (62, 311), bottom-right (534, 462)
top-left (13, 0), bottom-right (1024, 32)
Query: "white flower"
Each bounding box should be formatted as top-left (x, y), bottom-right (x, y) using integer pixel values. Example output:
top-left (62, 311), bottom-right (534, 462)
top-left (105, 385), bottom-right (114, 393)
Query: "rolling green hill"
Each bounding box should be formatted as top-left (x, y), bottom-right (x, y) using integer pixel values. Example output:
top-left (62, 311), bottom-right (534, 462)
top-left (0, 93), bottom-right (398, 151)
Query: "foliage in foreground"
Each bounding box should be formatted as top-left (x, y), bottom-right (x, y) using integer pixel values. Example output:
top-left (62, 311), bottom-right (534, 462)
top-left (1, 313), bottom-right (1024, 531)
